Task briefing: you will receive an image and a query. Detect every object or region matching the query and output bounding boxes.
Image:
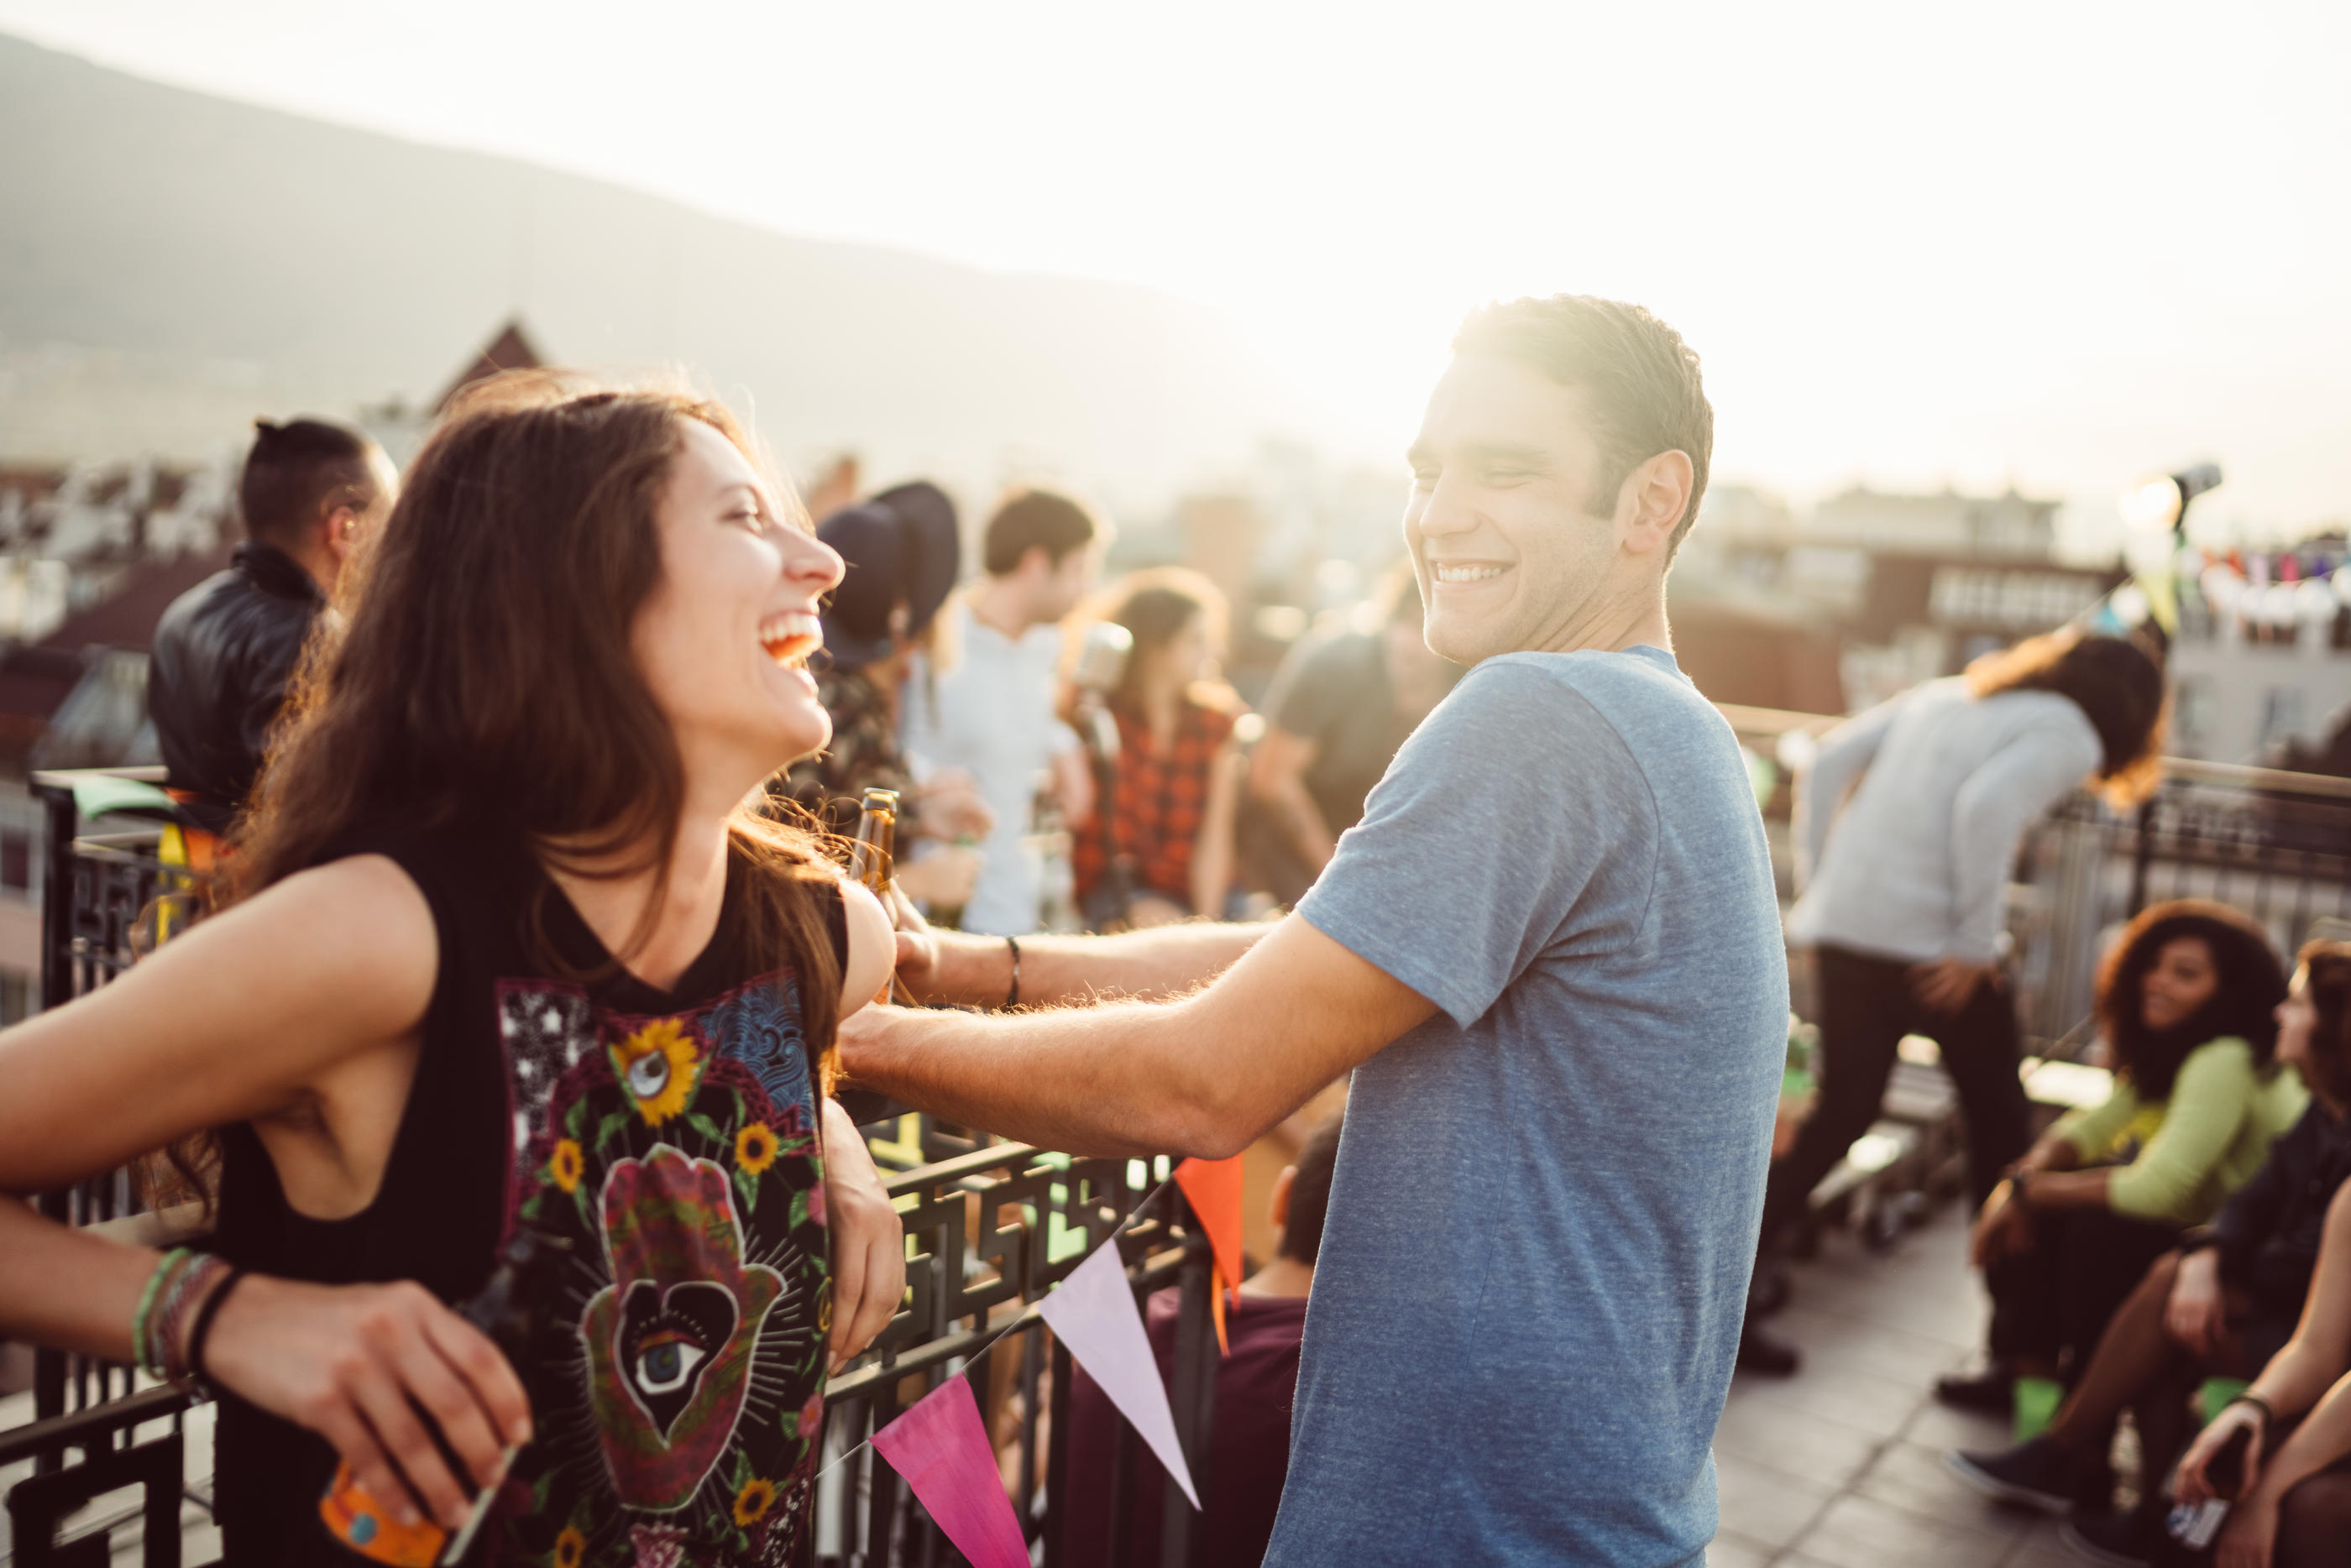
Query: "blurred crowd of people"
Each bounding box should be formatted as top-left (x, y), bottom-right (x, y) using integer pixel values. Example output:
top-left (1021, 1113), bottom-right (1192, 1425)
top-left (758, 471), bottom-right (1459, 940)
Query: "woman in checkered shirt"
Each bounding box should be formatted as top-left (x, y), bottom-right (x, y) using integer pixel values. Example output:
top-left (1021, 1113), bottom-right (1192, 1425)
top-left (1070, 568), bottom-right (1248, 930)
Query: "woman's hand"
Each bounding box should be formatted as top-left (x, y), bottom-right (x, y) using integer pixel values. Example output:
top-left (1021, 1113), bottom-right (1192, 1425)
top-left (913, 771), bottom-right (993, 842)
top-left (2168, 1248), bottom-right (2229, 1356)
top-left (1968, 1182), bottom-right (2033, 1268)
top-left (2213, 1488), bottom-right (2278, 1568)
top-left (201, 1273), bottom-right (531, 1532)
top-left (820, 1096), bottom-right (904, 1374)
top-left (1907, 957), bottom-right (1998, 1015)
top-left (2176, 1398), bottom-right (2267, 1507)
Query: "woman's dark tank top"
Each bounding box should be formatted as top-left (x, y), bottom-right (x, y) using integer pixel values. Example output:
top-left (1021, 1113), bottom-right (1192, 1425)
top-left (212, 826), bottom-right (846, 1566)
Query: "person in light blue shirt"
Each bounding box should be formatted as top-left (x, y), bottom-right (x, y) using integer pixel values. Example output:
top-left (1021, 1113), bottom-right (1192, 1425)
top-left (842, 294), bottom-right (1788, 1566)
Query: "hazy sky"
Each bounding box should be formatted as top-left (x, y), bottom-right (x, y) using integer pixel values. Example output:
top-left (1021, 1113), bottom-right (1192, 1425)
top-left (4, 0), bottom-right (2348, 543)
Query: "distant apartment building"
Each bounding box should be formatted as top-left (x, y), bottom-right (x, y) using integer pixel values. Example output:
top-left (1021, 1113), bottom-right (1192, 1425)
top-left (2166, 542), bottom-right (2351, 766)
top-left (1671, 483), bottom-right (2123, 716)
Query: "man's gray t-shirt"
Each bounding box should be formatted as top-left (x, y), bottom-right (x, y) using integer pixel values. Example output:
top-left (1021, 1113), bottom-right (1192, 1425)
top-left (1272, 645), bottom-right (1787, 1567)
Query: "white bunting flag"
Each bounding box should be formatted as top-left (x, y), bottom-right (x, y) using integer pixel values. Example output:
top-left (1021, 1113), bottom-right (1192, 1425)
top-left (1034, 1238), bottom-right (1202, 1508)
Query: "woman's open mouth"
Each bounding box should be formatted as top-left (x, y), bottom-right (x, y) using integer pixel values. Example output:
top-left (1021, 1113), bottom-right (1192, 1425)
top-left (758, 610), bottom-right (821, 668)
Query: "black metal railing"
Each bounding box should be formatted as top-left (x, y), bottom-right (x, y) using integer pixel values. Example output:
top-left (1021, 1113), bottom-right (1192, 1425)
top-left (3, 768), bottom-right (1223, 1568)
top-left (2015, 758), bottom-right (2351, 1048)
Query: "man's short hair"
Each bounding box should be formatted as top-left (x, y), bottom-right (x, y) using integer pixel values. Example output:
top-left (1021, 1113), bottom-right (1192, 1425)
top-left (1276, 1113), bottom-right (1343, 1266)
top-left (238, 418), bottom-right (383, 547)
top-left (982, 489), bottom-right (1100, 576)
top-left (1452, 295), bottom-right (1713, 559)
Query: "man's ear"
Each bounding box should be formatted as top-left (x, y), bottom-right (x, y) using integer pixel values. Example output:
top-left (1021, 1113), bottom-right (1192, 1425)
top-left (1269, 1164), bottom-right (1296, 1232)
top-left (1618, 450), bottom-right (1694, 558)
top-left (321, 504), bottom-right (361, 565)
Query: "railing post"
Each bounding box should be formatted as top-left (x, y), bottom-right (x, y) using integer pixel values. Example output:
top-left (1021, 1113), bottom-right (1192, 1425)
top-left (1157, 1222), bottom-right (1216, 1568)
top-left (2128, 793), bottom-right (2157, 917)
top-left (32, 777), bottom-right (77, 1014)
top-left (1043, 1332), bottom-right (1074, 1568)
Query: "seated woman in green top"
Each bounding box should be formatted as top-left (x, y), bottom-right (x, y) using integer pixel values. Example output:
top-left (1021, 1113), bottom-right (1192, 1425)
top-left (1949, 900), bottom-right (2298, 1431)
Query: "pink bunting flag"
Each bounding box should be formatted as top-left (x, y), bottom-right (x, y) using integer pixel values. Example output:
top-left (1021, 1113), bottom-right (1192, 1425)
top-left (1036, 1238), bottom-right (1202, 1508)
top-left (870, 1376), bottom-right (1031, 1568)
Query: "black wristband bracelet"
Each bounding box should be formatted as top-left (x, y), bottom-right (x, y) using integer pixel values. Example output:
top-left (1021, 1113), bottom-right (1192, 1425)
top-left (2227, 1390), bottom-right (2274, 1427)
top-left (1003, 937), bottom-right (1021, 1010)
top-left (185, 1267), bottom-right (246, 1388)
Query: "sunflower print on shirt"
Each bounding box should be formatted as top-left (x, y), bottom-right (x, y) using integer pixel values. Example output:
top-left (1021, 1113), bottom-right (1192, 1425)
top-left (490, 974), bottom-right (830, 1568)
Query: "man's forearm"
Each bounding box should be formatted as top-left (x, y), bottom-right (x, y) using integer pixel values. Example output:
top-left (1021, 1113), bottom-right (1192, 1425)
top-left (919, 921), bottom-right (1270, 1010)
top-left (840, 1000), bottom-right (1232, 1158)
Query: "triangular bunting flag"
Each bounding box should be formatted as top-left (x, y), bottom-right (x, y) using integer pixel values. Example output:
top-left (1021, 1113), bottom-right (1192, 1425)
top-left (1176, 1154), bottom-right (1246, 1353)
top-left (870, 1376), bottom-right (1031, 1568)
top-left (1035, 1239), bottom-right (1202, 1508)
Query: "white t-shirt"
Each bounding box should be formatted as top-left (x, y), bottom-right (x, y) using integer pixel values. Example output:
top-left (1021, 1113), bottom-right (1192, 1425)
top-left (900, 602), bottom-right (1080, 935)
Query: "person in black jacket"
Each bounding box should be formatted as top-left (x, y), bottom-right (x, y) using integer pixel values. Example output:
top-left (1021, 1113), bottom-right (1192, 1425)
top-left (149, 419), bottom-right (396, 833)
top-left (1949, 939), bottom-right (2351, 1555)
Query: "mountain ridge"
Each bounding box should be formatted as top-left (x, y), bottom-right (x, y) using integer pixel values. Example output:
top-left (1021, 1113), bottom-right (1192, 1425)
top-left (0, 30), bottom-right (1291, 503)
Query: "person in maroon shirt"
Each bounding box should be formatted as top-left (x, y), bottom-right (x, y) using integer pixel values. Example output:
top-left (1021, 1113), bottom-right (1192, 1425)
top-left (1060, 1114), bottom-right (1341, 1568)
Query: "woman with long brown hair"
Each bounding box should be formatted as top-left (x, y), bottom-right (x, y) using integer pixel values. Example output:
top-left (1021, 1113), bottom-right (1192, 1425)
top-left (0, 374), bottom-right (905, 1565)
top-left (1747, 627), bottom-right (2169, 1375)
top-left (1067, 567), bottom-right (1246, 930)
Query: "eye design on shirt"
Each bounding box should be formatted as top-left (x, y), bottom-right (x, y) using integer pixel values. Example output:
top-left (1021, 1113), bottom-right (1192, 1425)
top-left (627, 1052), bottom-right (669, 1100)
top-left (616, 1279), bottom-right (739, 1439)
top-left (632, 1330), bottom-right (707, 1394)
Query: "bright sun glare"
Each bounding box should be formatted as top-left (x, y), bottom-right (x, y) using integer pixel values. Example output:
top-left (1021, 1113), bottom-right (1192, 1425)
top-left (3, 0), bottom-right (2348, 541)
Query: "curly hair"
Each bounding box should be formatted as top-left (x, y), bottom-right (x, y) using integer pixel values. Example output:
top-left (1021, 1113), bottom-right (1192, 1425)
top-left (2295, 941), bottom-right (2351, 1110)
top-left (2095, 900), bottom-right (2288, 1101)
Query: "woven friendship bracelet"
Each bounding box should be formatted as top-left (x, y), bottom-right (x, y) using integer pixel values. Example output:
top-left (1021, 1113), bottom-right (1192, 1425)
top-left (130, 1247), bottom-right (195, 1378)
top-left (153, 1255), bottom-right (233, 1382)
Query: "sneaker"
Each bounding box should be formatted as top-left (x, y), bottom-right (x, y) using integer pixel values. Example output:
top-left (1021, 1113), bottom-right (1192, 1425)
top-left (1946, 1436), bottom-right (2081, 1515)
top-left (2059, 1508), bottom-right (2159, 1566)
top-left (1735, 1321), bottom-right (1800, 1376)
top-left (1934, 1367), bottom-right (2014, 1414)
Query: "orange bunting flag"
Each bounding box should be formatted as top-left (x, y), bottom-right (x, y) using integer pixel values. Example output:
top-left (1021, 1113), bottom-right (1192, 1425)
top-left (1175, 1155), bottom-right (1245, 1354)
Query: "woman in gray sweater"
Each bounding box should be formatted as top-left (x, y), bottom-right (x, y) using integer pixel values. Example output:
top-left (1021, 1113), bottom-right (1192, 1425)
top-left (1745, 630), bottom-right (2166, 1374)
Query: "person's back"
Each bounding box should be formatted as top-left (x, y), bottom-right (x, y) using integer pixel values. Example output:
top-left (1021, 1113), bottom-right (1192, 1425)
top-left (151, 544), bottom-right (322, 831)
top-left (149, 418), bottom-right (391, 833)
top-left (1790, 678), bottom-right (2102, 964)
top-left (1280, 645), bottom-right (1786, 1563)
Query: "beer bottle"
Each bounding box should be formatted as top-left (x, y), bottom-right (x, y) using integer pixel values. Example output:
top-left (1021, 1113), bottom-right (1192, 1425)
top-left (317, 1231), bottom-right (569, 1565)
top-left (845, 786), bottom-right (899, 895)
top-left (845, 787), bottom-right (919, 1011)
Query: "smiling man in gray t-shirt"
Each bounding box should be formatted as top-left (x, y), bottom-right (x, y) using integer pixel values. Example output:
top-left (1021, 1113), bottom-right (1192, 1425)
top-left (844, 294), bottom-right (1788, 1565)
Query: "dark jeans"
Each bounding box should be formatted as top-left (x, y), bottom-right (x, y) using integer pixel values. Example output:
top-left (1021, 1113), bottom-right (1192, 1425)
top-left (1988, 1205), bottom-right (2181, 1373)
top-left (1758, 944), bottom-right (2034, 1251)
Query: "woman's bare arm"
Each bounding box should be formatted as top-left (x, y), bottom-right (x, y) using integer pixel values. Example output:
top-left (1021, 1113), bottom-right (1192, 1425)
top-left (0, 854), bottom-right (437, 1196)
top-left (0, 855), bottom-right (540, 1530)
